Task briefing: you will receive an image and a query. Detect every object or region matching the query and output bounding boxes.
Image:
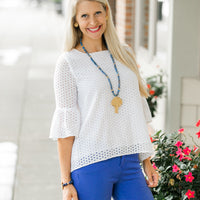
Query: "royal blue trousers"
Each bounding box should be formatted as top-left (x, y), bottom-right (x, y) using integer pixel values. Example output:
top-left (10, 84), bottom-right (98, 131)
top-left (71, 153), bottom-right (154, 200)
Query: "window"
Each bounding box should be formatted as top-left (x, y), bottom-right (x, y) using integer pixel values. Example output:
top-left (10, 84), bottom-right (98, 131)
top-left (135, 0), bottom-right (169, 62)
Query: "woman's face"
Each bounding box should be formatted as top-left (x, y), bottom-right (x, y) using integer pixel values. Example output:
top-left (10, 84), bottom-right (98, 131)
top-left (75, 1), bottom-right (107, 41)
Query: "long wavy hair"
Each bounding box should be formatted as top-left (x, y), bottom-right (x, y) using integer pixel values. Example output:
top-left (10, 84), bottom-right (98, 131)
top-left (63, 0), bottom-right (149, 97)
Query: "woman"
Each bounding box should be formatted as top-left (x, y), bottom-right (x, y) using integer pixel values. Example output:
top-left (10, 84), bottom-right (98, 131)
top-left (49, 0), bottom-right (159, 199)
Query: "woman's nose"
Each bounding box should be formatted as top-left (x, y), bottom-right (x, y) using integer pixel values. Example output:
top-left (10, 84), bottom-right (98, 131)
top-left (89, 16), bottom-right (97, 26)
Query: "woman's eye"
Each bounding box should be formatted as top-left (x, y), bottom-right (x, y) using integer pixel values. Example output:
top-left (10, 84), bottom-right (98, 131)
top-left (81, 14), bottom-right (88, 18)
top-left (95, 11), bottom-right (102, 15)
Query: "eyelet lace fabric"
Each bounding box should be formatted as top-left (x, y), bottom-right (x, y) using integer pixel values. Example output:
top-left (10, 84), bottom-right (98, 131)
top-left (49, 49), bottom-right (154, 172)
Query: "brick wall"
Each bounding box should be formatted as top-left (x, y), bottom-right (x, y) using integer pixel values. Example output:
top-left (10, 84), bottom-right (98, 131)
top-left (143, 0), bottom-right (149, 48)
top-left (108, 0), bottom-right (150, 50)
top-left (108, 0), bottom-right (116, 25)
top-left (115, 0), bottom-right (136, 48)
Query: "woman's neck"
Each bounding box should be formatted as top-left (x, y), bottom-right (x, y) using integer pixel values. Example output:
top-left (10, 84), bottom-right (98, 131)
top-left (78, 37), bottom-right (107, 53)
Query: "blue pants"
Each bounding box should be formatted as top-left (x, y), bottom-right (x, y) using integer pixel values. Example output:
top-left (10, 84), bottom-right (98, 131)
top-left (71, 153), bottom-right (154, 200)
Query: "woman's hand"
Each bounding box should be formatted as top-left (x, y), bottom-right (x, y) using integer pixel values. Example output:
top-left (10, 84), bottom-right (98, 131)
top-left (62, 184), bottom-right (79, 200)
top-left (142, 157), bottom-right (160, 188)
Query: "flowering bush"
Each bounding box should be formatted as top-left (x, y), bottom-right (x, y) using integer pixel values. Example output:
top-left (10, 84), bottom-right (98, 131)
top-left (150, 120), bottom-right (200, 200)
top-left (146, 69), bottom-right (167, 117)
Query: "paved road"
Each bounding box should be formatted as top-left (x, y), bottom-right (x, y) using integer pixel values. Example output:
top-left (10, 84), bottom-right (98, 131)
top-left (0, 0), bottom-right (65, 199)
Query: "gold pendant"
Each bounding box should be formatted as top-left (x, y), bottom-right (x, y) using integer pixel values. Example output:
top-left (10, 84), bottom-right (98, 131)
top-left (111, 96), bottom-right (123, 113)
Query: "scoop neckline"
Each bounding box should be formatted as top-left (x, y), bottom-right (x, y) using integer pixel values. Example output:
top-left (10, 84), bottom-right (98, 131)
top-left (72, 48), bottom-right (109, 55)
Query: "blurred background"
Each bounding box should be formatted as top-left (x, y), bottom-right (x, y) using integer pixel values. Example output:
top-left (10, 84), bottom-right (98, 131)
top-left (0, 0), bottom-right (199, 199)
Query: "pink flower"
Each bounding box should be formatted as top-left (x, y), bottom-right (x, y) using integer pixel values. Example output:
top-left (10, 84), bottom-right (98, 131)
top-left (183, 156), bottom-right (192, 161)
top-left (149, 90), bottom-right (155, 95)
top-left (178, 128), bottom-right (184, 134)
top-left (175, 141), bottom-right (183, 147)
top-left (172, 164), bottom-right (180, 172)
top-left (185, 189), bottom-right (195, 199)
top-left (179, 154), bottom-right (184, 161)
top-left (183, 147), bottom-right (191, 155)
top-left (176, 148), bottom-right (184, 161)
top-left (152, 162), bottom-right (157, 169)
top-left (156, 65), bottom-right (160, 68)
top-left (196, 130), bottom-right (200, 138)
top-left (184, 172), bottom-right (194, 182)
top-left (176, 148), bottom-right (182, 157)
top-left (170, 154), bottom-right (174, 156)
top-left (196, 120), bottom-right (200, 127)
top-left (150, 137), bottom-right (156, 143)
top-left (193, 145), bottom-right (198, 151)
top-left (147, 84), bottom-right (151, 89)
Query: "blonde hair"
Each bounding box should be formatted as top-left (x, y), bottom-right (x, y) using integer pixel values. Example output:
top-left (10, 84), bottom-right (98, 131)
top-left (63, 0), bottom-right (149, 97)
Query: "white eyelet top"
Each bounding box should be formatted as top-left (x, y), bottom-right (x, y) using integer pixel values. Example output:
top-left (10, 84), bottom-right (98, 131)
top-left (49, 49), bottom-right (154, 172)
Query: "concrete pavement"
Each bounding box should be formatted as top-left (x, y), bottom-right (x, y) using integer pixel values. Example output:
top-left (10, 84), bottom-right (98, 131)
top-left (0, 0), bottom-right (65, 199)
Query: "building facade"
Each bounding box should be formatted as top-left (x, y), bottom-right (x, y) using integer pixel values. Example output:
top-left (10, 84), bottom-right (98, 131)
top-left (109, 0), bottom-right (200, 147)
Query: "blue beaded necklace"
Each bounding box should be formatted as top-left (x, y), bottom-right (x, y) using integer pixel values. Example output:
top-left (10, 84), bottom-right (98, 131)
top-left (80, 38), bottom-right (123, 113)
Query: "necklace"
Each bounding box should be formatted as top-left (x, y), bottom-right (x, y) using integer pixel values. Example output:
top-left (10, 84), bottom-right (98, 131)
top-left (80, 38), bottom-right (123, 113)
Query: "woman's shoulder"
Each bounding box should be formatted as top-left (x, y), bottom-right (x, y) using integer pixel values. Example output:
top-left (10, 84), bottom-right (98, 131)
top-left (59, 48), bottom-right (86, 59)
top-left (54, 51), bottom-right (76, 72)
top-left (56, 49), bottom-right (77, 63)
top-left (55, 49), bottom-right (83, 71)
top-left (54, 50), bottom-right (78, 76)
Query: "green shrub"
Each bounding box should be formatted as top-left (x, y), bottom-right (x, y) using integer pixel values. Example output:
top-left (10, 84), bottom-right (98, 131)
top-left (150, 121), bottom-right (200, 200)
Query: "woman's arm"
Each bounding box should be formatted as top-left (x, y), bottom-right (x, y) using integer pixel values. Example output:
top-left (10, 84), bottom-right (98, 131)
top-left (57, 137), bottom-right (79, 199)
top-left (49, 54), bottom-right (80, 199)
top-left (57, 136), bottom-right (75, 183)
top-left (142, 157), bottom-right (159, 188)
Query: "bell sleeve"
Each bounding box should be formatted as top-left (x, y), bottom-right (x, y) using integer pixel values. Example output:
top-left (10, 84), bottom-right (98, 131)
top-left (49, 53), bottom-right (81, 141)
top-left (141, 96), bottom-right (152, 123)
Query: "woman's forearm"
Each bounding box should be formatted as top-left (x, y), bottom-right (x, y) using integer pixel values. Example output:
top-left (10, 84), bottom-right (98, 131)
top-left (142, 156), bottom-right (151, 166)
top-left (57, 136), bottom-right (75, 183)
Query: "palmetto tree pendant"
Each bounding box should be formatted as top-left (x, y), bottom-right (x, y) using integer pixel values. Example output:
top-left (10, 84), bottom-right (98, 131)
top-left (111, 96), bottom-right (123, 113)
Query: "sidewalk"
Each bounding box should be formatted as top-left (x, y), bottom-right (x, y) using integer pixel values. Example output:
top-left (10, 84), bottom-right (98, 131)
top-left (0, 0), bottom-right (65, 199)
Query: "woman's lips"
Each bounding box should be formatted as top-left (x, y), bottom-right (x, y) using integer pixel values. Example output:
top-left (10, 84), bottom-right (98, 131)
top-left (87, 25), bottom-right (102, 33)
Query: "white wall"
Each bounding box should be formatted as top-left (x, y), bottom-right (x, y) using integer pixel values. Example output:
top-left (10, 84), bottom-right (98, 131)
top-left (181, 78), bottom-right (200, 146)
top-left (167, 0), bottom-right (200, 146)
